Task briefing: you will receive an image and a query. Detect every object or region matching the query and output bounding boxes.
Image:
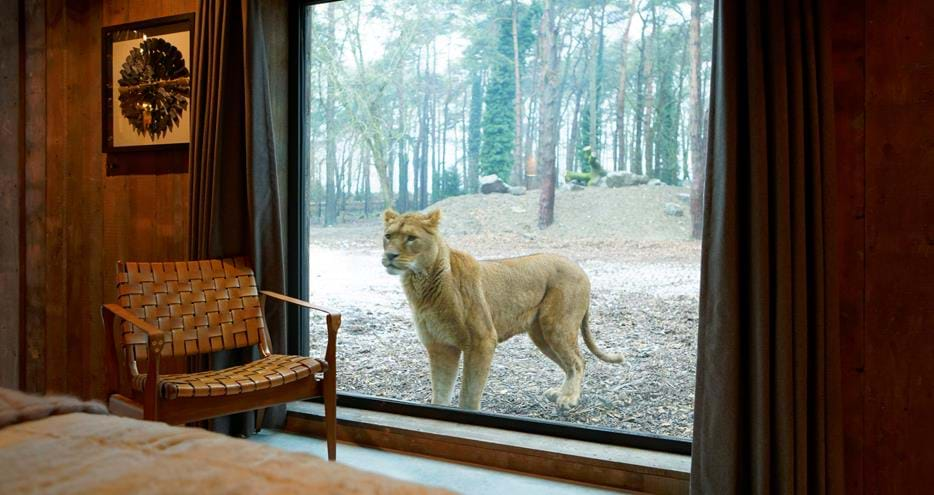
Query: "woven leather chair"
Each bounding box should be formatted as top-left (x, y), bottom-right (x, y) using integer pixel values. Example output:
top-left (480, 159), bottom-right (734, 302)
top-left (100, 257), bottom-right (339, 460)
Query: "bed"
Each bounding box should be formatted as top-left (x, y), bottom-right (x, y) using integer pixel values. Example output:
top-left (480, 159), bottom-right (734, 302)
top-left (0, 387), bottom-right (453, 494)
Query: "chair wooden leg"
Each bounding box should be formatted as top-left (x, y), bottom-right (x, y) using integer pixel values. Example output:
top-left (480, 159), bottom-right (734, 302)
top-left (324, 373), bottom-right (337, 461)
top-left (255, 407), bottom-right (266, 434)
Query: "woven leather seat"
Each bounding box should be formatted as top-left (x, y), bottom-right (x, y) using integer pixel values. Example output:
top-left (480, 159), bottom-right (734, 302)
top-left (132, 354), bottom-right (327, 400)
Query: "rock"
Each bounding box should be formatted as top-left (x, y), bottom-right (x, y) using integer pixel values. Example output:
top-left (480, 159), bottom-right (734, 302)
top-left (677, 193), bottom-right (691, 204)
top-left (569, 183), bottom-right (586, 191)
top-left (664, 202), bottom-right (685, 217)
top-left (479, 174), bottom-right (499, 185)
top-left (479, 174), bottom-right (510, 194)
top-left (508, 186), bottom-right (527, 195)
top-left (605, 171), bottom-right (649, 188)
top-left (648, 178), bottom-right (664, 186)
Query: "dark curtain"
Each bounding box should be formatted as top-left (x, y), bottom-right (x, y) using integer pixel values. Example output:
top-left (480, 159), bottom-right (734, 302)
top-left (691, 0), bottom-right (844, 493)
top-left (188, 0), bottom-right (289, 434)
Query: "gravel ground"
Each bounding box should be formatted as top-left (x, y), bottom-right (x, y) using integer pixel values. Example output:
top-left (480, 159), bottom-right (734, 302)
top-left (307, 186), bottom-right (699, 439)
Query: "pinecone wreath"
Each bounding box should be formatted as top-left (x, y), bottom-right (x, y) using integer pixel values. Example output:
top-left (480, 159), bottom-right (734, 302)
top-left (118, 37), bottom-right (191, 140)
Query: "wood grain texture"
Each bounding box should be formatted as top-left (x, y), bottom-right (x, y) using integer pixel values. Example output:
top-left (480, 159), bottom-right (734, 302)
top-left (22, 0), bottom-right (196, 397)
top-left (863, 0), bottom-right (934, 492)
top-left (830, 1), bottom-right (866, 494)
top-left (0, 0), bottom-right (23, 389)
top-left (24, 0), bottom-right (48, 393)
top-left (833, 0), bottom-right (934, 492)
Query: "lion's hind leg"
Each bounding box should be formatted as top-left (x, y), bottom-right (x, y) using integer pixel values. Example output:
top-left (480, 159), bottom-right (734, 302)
top-left (527, 326), bottom-right (565, 401)
top-left (532, 296), bottom-right (586, 410)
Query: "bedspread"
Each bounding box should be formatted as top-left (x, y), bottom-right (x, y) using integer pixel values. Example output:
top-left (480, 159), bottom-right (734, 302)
top-left (0, 391), bottom-right (452, 494)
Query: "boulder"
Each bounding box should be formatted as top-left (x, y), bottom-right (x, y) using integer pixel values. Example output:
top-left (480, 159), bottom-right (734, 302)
top-left (479, 174), bottom-right (510, 194)
top-left (605, 171), bottom-right (649, 188)
top-left (508, 186), bottom-right (527, 196)
top-left (677, 192), bottom-right (691, 204)
top-left (568, 183), bottom-right (586, 191)
top-left (648, 178), bottom-right (664, 186)
top-left (664, 202), bottom-right (685, 217)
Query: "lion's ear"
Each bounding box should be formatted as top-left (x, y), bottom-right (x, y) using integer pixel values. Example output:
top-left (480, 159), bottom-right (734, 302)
top-left (383, 209), bottom-right (399, 224)
top-left (424, 209), bottom-right (442, 229)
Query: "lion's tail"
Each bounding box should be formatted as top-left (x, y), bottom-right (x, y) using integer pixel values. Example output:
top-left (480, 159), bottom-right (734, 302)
top-left (581, 310), bottom-right (625, 363)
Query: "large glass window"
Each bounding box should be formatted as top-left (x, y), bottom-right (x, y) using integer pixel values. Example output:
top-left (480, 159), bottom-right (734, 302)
top-left (300, 0), bottom-right (712, 441)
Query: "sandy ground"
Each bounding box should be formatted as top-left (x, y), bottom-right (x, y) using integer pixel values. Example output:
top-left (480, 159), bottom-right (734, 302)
top-left (306, 186), bottom-right (699, 439)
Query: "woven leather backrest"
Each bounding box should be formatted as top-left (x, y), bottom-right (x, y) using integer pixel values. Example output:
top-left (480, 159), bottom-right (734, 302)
top-left (115, 257), bottom-right (265, 360)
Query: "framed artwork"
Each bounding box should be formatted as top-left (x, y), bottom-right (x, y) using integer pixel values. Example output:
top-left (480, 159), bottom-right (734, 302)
top-left (102, 14), bottom-right (194, 153)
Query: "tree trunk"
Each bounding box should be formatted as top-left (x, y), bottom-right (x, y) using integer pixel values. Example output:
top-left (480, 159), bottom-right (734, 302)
top-left (615, 0), bottom-right (637, 172)
top-left (689, 0), bottom-right (705, 239)
top-left (510, 0), bottom-right (524, 186)
top-left (631, 18), bottom-right (648, 175)
top-left (397, 140), bottom-right (408, 211)
top-left (467, 71), bottom-right (482, 193)
top-left (419, 83), bottom-right (430, 209)
top-left (442, 94), bottom-right (449, 195)
top-left (396, 78), bottom-right (409, 211)
top-left (587, 2), bottom-right (606, 155)
top-left (537, 0), bottom-right (560, 229)
top-left (462, 89), bottom-right (469, 190)
top-left (566, 92), bottom-right (581, 172)
top-left (642, 5), bottom-right (657, 178)
top-left (324, 4), bottom-right (338, 226)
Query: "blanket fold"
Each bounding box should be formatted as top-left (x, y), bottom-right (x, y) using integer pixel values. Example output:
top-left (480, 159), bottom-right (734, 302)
top-left (0, 387), bottom-right (108, 429)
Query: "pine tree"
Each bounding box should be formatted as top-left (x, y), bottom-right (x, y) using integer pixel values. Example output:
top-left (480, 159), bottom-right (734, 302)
top-left (480, 16), bottom-right (516, 182)
top-left (653, 39), bottom-right (680, 185)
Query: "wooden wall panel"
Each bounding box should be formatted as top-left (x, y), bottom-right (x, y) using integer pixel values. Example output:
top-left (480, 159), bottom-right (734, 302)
top-left (22, 0), bottom-right (196, 398)
top-left (834, 0), bottom-right (934, 492)
top-left (863, 1), bottom-right (934, 492)
top-left (24, 0), bottom-right (49, 392)
top-left (41, 0), bottom-right (67, 393)
top-left (831, 1), bottom-right (866, 494)
top-left (0, 0), bottom-right (23, 389)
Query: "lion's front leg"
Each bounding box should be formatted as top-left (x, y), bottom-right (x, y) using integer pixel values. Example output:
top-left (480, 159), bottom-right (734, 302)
top-left (459, 342), bottom-right (495, 410)
top-left (425, 343), bottom-right (461, 406)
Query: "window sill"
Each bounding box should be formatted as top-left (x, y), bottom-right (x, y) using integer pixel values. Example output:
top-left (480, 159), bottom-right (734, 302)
top-left (285, 402), bottom-right (690, 495)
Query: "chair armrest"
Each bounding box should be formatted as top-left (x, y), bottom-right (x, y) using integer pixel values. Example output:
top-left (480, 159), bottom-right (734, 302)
top-left (259, 291), bottom-right (339, 373)
top-left (259, 290), bottom-right (340, 318)
top-left (101, 303), bottom-right (164, 420)
top-left (101, 303), bottom-right (165, 341)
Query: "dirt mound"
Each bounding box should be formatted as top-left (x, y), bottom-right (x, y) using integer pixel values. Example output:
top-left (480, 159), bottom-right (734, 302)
top-left (431, 185), bottom-right (693, 242)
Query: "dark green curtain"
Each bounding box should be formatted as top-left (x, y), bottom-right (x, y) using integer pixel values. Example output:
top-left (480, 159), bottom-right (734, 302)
top-left (188, 0), bottom-right (289, 434)
top-left (691, 0), bottom-right (844, 492)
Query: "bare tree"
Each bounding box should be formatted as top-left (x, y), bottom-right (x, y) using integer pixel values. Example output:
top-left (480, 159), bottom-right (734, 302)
top-left (324, 4), bottom-right (338, 226)
top-left (615, 0), bottom-right (638, 171)
top-left (510, 0), bottom-right (524, 186)
top-left (642, 5), bottom-right (657, 178)
top-left (689, 0), bottom-right (705, 239)
top-left (537, 0), bottom-right (560, 229)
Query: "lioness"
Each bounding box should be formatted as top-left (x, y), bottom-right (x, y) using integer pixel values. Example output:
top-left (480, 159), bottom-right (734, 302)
top-left (381, 208), bottom-right (623, 410)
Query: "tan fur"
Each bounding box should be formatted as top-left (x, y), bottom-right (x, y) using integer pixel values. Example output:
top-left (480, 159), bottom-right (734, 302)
top-left (382, 208), bottom-right (623, 410)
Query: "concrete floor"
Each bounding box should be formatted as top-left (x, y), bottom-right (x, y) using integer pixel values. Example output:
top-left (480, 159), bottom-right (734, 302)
top-left (251, 430), bottom-right (629, 494)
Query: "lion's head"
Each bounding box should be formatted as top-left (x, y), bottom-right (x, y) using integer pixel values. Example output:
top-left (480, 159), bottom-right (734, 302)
top-left (381, 209), bottom-right (443, 276)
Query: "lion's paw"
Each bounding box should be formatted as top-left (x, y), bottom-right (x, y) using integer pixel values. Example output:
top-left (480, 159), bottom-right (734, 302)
top-left (555, 394), bottom-right (580, 410)
top-left (544, 387), bottom-right (561, 402)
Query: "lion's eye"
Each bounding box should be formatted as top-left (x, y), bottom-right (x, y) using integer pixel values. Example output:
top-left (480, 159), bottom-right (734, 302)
top-left (384, 234), bottom-right (391, 240)
top-left (406, 235), bottom-right (417, 243)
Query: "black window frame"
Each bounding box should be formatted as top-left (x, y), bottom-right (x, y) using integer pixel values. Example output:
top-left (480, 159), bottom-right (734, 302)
top-left (288, 0), bottom-right (691, 457)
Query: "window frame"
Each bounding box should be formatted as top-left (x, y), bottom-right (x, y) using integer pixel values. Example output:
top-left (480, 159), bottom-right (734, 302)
top-left (288, 0), bottom-right (692, 457)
